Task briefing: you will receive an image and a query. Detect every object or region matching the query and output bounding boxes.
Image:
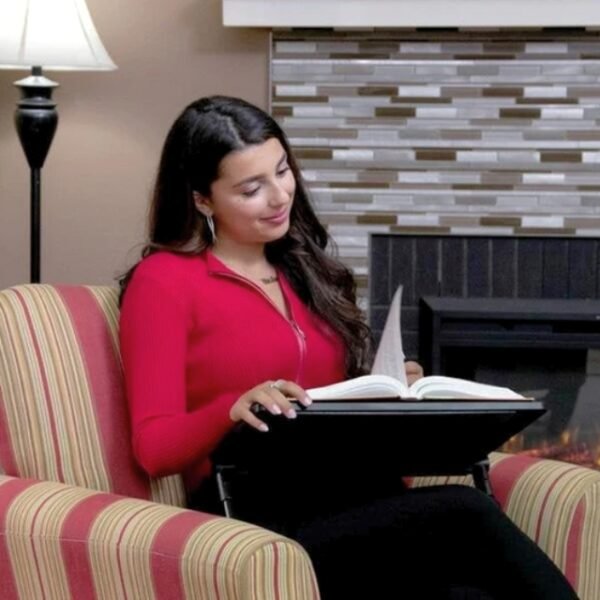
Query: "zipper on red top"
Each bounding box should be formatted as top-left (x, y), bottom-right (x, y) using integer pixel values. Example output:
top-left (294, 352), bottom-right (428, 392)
top-left (290, 319), bottom-right (307, 382)
top-left (212, 270), bottom-right (307, 382)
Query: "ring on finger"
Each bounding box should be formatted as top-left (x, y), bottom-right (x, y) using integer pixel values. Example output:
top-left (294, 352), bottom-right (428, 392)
top-left (269, 379), bottom-right (285, 391)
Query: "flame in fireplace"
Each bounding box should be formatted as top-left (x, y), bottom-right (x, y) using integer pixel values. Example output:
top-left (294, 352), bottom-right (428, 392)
top-left (502, 427), bottom-right (600, 471)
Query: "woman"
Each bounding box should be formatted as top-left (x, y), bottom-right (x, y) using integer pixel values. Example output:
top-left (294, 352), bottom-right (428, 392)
top-left (119, 96), bottom-right (577, 599)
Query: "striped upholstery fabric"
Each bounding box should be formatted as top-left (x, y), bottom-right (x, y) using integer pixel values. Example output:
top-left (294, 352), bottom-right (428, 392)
top-left (0, 285), bottom-right (185, 506)
top-left (0, 284), bottom-right (321, 599)
top-left (410, 452), bottom-right (600, 600)
top-left (0, 475), bottom-right (318, 599)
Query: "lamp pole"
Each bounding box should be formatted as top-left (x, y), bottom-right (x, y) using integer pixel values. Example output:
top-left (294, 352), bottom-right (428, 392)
top-left (13, 66), bottom-right (58, 283)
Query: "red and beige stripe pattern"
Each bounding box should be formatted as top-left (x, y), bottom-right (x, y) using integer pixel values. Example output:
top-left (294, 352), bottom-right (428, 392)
top-left (0, 284), bottom-right (320, 598)
top-left (0, 285), bottom-right (185, 506)
top-left (0, 475), bottom-right (319, 600)
top-left (410, 452), bottom-right (600, 600)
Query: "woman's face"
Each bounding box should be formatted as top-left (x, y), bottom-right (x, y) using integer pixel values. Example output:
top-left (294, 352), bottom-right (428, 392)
top-left (195, 137), bottom-right (296, 249)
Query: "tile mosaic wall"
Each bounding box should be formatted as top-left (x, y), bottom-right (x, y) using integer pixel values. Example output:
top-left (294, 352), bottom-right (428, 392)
top-left (270, 28), bottom-right (600, 299)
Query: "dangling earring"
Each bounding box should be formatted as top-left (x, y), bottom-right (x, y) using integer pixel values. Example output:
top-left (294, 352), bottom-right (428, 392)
top-left (206, 214), bottom-right (217, 242)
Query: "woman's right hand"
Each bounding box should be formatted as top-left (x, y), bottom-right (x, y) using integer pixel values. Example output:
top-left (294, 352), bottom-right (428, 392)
top-left (229, 380), bottom-right (312, 432)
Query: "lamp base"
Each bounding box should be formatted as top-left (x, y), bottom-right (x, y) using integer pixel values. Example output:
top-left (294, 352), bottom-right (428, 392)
top-left (14, 66), bottom-right (59, 169)
top-left (13, 66), bottom-right (60, 283)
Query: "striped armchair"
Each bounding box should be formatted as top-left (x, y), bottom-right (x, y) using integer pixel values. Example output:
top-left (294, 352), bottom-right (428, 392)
top-left (0, 285), bottom-right (318, 600)
top-left (1, 286), bottom-right (599, 600)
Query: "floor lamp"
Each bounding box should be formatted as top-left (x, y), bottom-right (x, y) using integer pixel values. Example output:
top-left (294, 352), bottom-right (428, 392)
top-left (0, 0), bottom-right (116, 283)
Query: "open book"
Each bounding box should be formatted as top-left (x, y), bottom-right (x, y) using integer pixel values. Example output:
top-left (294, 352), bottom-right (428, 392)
top-left (307, 374), bottom-right (526, 401)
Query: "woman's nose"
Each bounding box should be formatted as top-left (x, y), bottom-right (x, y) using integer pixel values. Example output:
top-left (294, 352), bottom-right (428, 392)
top-left (269, 179), bottom-right (291, 205)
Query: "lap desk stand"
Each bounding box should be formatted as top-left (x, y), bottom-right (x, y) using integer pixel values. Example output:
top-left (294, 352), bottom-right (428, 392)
top-left (212, 399), bottom-right (545, 518)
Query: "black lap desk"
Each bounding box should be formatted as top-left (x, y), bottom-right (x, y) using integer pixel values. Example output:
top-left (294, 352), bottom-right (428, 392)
top-left (211, 399), bottom-right (545, 518)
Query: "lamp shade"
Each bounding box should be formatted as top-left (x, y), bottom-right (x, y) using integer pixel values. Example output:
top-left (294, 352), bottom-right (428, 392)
top-left (0, 0), bottom-right (116, 70)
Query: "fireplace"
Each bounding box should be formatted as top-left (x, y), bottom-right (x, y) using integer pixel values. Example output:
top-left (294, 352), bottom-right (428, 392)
top-left (369, 233), bottom-right (600, 469)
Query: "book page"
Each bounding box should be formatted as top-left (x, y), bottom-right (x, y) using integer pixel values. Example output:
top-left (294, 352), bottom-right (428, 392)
top-left (371, 284), bottom-right (408, 385)
top-left (409, 376), bottom-right (525, 400)
top-left (307, 374), bottom-right (409, 401)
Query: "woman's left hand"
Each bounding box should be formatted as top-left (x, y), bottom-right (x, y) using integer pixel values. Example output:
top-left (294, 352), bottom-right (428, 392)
top-left (405, 360), bottom-right (424, 386)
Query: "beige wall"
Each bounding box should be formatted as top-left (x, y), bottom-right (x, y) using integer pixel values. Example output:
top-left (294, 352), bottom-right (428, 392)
top-left (0, 0), bottom-right (269, 289)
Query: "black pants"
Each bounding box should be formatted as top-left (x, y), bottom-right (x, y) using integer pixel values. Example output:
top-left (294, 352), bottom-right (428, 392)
top-left (191, 467), bottom-right (578, 600)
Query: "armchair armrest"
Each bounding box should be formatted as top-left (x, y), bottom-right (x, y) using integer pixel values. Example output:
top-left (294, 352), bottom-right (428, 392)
top-left (0, 475), bottom-right (319, 600)
top-left (409, 452), bottom-right (600, 600)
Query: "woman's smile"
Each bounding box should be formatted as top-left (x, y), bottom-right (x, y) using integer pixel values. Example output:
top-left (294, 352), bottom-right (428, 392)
top-left (261, 207), bottom-right (290, 226)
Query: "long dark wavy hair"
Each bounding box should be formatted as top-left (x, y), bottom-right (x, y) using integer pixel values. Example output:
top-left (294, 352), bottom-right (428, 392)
top-left (119, 95), bottom-right (373, 377)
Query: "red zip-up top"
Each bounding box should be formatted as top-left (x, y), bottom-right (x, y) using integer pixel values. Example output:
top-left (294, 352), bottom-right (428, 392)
top-left (119, 250), bottom-right (346, 491)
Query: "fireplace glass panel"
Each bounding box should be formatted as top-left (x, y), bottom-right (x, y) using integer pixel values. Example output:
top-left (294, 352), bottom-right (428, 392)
top-left (444, 347), bottom-right (600, 469)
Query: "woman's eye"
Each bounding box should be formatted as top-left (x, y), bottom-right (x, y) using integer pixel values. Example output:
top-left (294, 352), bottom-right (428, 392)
top-left (241, 186), bottom-right (260, 198)
top-left (277, 166), bottom-right (290, 177)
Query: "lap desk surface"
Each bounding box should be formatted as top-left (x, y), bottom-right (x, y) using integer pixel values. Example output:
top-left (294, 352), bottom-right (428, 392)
top-left (213, 399), bottom-right (545, 478)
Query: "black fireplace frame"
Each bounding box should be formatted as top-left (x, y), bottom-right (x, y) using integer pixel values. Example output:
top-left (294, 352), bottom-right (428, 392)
top-left (368, 233), bottom-right (600, 363)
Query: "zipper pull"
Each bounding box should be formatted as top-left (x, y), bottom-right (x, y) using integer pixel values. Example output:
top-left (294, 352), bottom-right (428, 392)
top-left (292, 321), bottom-right (305, 339)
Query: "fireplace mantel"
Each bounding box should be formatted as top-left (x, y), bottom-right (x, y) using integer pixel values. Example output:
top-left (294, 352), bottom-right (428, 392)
top-left (224, 0), bottom-right (600, 28)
